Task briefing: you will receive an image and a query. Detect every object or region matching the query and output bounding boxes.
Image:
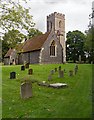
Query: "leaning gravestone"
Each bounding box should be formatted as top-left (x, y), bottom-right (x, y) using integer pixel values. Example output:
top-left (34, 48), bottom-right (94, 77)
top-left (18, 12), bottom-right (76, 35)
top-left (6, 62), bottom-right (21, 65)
top-left (25, 63), bottom-right (29, 69)
top-left (58, 70), bottom-right (64, 78)
top-left (28, 69), bottom-right (33, 75)
top-left (20, 81), bottom-right (32, 99)
top-left (69, 70), bottom-right (73, 76)
top-left (10, 72), bottom-right (16, 79)
top-left (50, 70), bottom-right (54, 75)
top-left (21, 65), bottom-right (25, 71)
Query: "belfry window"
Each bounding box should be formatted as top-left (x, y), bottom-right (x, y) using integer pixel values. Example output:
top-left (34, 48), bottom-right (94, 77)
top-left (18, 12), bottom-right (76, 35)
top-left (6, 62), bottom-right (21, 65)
top-left (50, 41), bottom-right (56, 56)
top-left (59, 21), bottom-right (62, 28)
top-left (50, 21), bottom-right (52, 30)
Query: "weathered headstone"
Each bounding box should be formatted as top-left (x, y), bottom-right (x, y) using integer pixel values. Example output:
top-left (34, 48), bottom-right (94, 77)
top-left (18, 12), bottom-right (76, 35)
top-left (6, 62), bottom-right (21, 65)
top-left (79, 55), bottom-right (81, 63)
top-left (28, 69), bottom-right (33, 75)
top-left (48, 74), bottom-right (52, 81)
top-left (50, 70), bottom-right (54, 75)
top-left (10, 72), bottom-right (16, 79)
top-left (21, 65), bottom-right (25, 71)
top-left (58, 66), bottom-right (61, 71)
top-left (54, 68), bottom-right (57, 72)
top-left (74, 65), bottom-right (78, 75)
top-left (20, 81), bottom-right (32, 99)
top-left (58, 70), bottom-right (64, 78)
top-left (69, 70), bottom-right (73, 76)
top-left (74, 67), bottom-right (77, 75)
top-left (25, 63), bottom-right (29, 69)
top-left (75, 65), bottom-right (78, 70)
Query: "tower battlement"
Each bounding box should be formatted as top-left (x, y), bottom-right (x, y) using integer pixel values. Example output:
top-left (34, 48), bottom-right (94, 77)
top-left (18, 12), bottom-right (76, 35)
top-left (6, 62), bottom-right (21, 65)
top-left (47, 12), bottom-right (65, 19)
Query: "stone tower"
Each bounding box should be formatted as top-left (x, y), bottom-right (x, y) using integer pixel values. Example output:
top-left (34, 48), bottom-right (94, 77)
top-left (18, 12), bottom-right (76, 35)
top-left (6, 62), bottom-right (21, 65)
top-left (47, 12), bottom-right (66, 63)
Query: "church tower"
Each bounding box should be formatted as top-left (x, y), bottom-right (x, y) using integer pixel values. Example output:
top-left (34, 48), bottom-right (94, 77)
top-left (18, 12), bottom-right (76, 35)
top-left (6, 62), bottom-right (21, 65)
top-left (47, 12), bottom-right (66, 63)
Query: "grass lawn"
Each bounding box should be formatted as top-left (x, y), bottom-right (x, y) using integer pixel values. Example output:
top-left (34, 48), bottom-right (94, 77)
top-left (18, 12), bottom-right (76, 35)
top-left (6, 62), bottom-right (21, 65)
top-left (2, 63), bottom-right (92, 118)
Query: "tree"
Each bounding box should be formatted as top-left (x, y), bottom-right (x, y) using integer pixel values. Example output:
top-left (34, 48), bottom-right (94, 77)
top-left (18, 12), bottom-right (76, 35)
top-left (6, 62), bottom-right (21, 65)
top-left (27, 28), bottom-right (43, 39)
top-left (66, 30), bottom-right (86, 63)
top-left (85, 27), bottom-right (94, 63)
top-left (2, 29), bottom-right (26, 59)
top-left (0, 0), bottom-right (35, 36)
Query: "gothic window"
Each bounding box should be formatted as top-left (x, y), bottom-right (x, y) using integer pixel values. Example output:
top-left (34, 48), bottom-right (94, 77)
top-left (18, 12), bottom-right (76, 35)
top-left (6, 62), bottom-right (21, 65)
top-left (50, 21), bottom-right (52, 30)
top-left (59, 21), bottom-right (62, 28)
top-left (50, 40), bottom-right (56, 56)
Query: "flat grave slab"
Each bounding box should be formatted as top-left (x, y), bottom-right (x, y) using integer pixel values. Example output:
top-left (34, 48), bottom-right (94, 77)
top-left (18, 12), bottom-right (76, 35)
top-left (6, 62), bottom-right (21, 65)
top-left (49, 83), bottom-right (67, 88)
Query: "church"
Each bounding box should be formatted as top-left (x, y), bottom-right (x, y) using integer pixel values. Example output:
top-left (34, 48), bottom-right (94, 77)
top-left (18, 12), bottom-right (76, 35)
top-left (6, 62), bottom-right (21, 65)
top-left (4, 12), bottom-right (66, 65)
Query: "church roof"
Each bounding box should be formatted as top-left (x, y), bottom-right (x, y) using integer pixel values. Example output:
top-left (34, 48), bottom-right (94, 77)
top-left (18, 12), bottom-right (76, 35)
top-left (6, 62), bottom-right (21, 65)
top-left (18, 32), bottom-right (50, 53)
top-left (4, 48), bottom-right (14, 58)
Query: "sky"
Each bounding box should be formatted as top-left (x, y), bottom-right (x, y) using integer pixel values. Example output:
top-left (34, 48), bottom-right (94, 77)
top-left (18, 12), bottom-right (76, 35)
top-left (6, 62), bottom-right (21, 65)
top-left (25, 0), bottom-right (93, 34)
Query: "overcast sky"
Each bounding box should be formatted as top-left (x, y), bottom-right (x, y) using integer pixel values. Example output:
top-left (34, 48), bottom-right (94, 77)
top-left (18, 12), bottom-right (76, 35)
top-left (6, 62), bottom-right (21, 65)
top-left (25, 0), bottom-right (93, 34)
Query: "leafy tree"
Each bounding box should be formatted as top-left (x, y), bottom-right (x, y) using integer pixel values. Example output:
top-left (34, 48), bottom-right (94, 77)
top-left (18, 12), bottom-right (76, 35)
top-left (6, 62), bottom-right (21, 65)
top-left (27, 28), bottom-right (43, 39)
top-left (85, 27), bottom-right (94, 63)
top-left (0, 0), bottom-right (35, 36)
top-left (0, 39), bottom-right (2, 62)
top-left (2, 29), bottom-right (26, 59)
top-left (66, 30), bottom-right (86, 63)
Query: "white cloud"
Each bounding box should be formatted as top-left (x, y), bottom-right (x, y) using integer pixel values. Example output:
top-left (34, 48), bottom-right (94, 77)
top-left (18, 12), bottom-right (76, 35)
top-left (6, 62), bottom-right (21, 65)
top-left (28, 0), bottom-right (93, 33)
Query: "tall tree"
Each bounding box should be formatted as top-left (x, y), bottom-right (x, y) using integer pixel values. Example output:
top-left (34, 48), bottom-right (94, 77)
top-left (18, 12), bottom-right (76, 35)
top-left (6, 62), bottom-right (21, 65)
top-left (2, 29), bottom-right (26, 59)
top-left (27, 28), bottom-right (43, 39)
top-left (66, 30), bottom-right (86, 63)
top-left (0, 0), bottom-right (35, 36)
top-left (84, 27), bottom-right (94, 63)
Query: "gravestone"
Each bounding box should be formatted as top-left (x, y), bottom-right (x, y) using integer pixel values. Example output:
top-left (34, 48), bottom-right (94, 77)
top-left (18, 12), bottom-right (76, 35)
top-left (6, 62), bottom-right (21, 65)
top-left (69, 70), bottom-right (73, 76)
top-left (28, 69), bottom-right (33, 75)
top-left (74, 67), bottom-right (77, 75)
top-left (58, 70), bottom-right (64, 78)
top-left (74, 65), bottom-right (78, 75)
top-left (10, 72), bottom-right (16, 79)
top-left (20, 81), bottom-right (32, 99)
top-left (49, 83), bottom-right (67, 88)
top-left (50, 70), bottom-right (54, 75)
top-left (58, 66), bottom-right (61, 71)
top-left (75, 65), bottom-right (78, 70)
top-left (64, 69), bottom-right (66, 73)
top-left (25, 63), bottom-right (29, 69)
top-left (21, 65), bottom-right (25, 71)
top-left (79, 55), bottom-right (81, 63)
top-left (48, 74), bottom-right (52, 81)
top-left (54, 68), bottom-right (57, 72)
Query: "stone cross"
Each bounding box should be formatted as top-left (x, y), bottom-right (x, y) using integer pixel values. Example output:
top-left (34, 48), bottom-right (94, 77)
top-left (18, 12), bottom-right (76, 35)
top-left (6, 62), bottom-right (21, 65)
top-left (20, 81), bottom-right (32, 99)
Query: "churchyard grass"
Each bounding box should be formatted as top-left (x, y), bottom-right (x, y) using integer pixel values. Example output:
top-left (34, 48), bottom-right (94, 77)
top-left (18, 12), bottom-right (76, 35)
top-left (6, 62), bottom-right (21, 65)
top-left (2, 64), bottom-right (92, 118)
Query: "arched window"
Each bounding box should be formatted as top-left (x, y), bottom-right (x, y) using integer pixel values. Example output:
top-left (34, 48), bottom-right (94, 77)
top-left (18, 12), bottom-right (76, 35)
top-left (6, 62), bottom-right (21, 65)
top-left (59, 21), bottom-right (62, 28)
top-left (50, 21), bottom-right (52, 30)
top-left (50, 41), bottom-right (56, 56)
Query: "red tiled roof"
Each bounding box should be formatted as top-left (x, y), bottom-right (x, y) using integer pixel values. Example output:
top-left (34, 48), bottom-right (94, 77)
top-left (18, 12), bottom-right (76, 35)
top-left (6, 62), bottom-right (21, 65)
top-left (18, 32), bottom-right (50, 53)
top-left (4, 48), bottom-right (13, 58)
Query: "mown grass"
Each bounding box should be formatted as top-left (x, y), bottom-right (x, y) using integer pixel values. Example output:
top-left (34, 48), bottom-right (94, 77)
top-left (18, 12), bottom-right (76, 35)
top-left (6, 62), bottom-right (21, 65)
top-left (2, 63), bottom-right (92, 118)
